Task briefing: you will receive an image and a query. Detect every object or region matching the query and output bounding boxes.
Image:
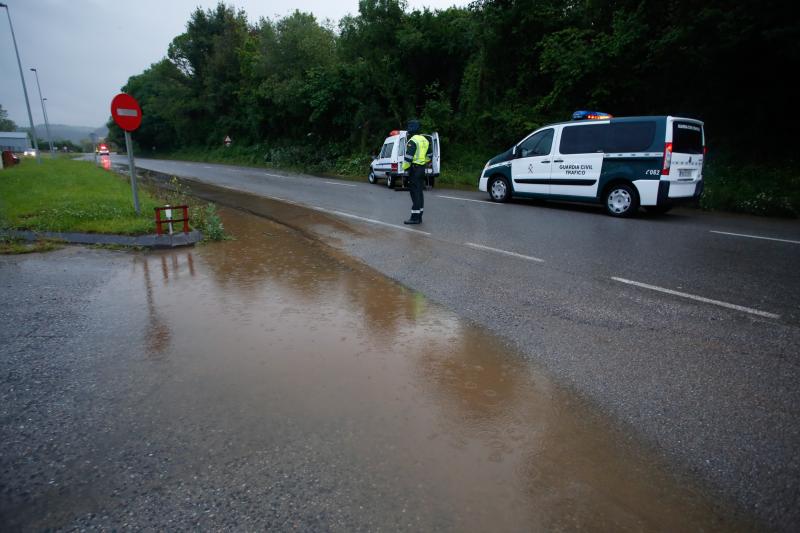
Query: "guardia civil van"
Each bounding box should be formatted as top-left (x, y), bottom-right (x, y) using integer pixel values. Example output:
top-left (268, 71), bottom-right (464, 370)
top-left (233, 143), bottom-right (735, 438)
top-left (369, 130), bottom-right (441, 189)
top-left (479, 111), bottom-right (705, 216)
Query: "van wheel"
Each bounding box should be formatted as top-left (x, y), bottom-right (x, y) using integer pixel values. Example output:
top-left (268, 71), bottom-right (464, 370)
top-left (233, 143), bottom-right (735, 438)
top-left (368, 171), bottom-right (377, 184)
top-left (386, 175), bottom-right (394, 189)
top-left (489, 176), bottom-right (511, 202)
top-left (604, 183), bottom-right (639, 217)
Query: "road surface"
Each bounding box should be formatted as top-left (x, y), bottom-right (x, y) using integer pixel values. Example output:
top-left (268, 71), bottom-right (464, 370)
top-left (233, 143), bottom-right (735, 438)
top-left (112, 155), bottom-right (800, 529)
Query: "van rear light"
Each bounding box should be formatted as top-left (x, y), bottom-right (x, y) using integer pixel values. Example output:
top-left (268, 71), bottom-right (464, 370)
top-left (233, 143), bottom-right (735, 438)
top-left (661, 142), bottom-right (673, 175)
top-left (704, 146), bottom-right (707, 155)
top-left (391, 163), bottom-right (398, 172)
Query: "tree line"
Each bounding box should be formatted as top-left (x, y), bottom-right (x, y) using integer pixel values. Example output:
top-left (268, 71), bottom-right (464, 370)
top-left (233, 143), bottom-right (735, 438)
top-left (109, 0), bottom-right (797, 166)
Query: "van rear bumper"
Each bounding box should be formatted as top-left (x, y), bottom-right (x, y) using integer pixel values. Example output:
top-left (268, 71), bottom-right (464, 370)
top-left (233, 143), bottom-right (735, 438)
top-left (657, 179), bottom-right (703, 205)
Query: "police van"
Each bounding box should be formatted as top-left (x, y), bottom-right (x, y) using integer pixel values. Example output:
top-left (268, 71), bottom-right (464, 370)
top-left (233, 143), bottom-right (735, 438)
top-left (478, 111), bottom-right (705, 216)
top-left (369, 130), bottom-right (441, 189)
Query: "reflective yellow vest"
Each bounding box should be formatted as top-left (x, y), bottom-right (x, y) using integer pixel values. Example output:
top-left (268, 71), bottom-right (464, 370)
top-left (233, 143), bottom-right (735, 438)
top-left (403, 135), bottom-right (430, 170)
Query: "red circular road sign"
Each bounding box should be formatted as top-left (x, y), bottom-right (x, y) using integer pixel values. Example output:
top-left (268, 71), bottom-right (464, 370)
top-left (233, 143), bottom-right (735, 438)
top-left (110, 93), bottom-right (142, 132)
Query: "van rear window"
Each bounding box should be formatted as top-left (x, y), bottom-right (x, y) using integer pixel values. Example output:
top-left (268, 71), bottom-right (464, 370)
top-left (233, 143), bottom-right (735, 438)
top-left (606, 122), bottom-right (656, 152)
top-left (672, 122), bottom-right (703, 154)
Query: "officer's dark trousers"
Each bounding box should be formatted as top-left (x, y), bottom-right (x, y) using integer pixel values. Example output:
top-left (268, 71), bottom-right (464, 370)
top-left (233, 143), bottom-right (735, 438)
top-left (408, 164), bottom-right (425, 220)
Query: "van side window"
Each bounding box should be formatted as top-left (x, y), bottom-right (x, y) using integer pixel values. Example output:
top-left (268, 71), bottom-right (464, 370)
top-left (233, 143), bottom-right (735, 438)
top-left (560, 124), bottom-right (608, 154)
top-left (519, 128), bottom-right (554, 157)
top-left (380, 142), bottom-right (394, 158)
top-left (606, 122), bottom-right (656, 152)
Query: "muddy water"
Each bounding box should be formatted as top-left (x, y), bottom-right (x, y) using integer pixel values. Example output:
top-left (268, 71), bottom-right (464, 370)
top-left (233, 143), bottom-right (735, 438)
top-left (94, 207), bottom-right (742, 531)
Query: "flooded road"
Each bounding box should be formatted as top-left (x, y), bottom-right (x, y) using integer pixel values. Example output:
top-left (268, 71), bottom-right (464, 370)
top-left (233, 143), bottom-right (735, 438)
top-left (3, 206), bottom-right (749, 530)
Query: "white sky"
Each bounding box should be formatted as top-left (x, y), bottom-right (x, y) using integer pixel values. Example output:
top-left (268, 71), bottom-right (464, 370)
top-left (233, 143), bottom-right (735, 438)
top-left (0, 0), bottom-right (468, 128)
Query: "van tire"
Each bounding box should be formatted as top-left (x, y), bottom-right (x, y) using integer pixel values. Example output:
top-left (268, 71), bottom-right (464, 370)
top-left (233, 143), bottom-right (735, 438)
top-left (368, 171), bottom-right (377, 184)
top-left (488, 176), bottom-right (512, 203)
top-left (603, 182), bottom-right (639, 217)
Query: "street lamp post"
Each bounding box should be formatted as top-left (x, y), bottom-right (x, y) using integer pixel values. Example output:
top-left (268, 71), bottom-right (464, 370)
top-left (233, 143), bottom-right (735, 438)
top-left (42, 98), bottom-right (54, 153)
top-left (31, 68), bottom-right (55, 157)
top-left (0, 2), bottom-right (41, 163)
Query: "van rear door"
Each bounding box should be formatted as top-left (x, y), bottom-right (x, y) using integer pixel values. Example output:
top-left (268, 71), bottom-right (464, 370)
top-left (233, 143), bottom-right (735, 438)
top-left (431, 132), bottom-right (440, 176)
top-left (664, 118), bottom-right (704, 196)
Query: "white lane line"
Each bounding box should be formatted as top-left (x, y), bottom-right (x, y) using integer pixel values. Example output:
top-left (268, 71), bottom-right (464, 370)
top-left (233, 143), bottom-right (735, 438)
top-left (710, 230), bottom-right (800, 245)
top-left (437, 194), bottom-right (498, 205)
top-left (325, 181), bottom-right (357, 187)
top-left (307, 206), bottom-right (430, 235)
top-left (611, 277), bottom-right (780, 319)
top-left (264, 172), bottom-right (290, 179)
top-left (203, 165), bottom-right (213, 169)
top-left (464, 242), bottom-right (544, 263)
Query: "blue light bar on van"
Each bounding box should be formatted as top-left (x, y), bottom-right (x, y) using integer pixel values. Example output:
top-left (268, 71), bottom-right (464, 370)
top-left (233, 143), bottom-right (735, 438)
top-left (572, 110), bottom-right (613, 120)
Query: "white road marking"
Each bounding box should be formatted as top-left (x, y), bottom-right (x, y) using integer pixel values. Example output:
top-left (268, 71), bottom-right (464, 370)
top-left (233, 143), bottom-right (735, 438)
top-left (325, 181), bottom-right (357, 187)
top-left (710, 230), bottom-right (800, 245)
top-left (308, 206), bottom-right (430, 235)
top-left (611, 277), bottom-right (780, 319)
top-left (436, 194), bottom-right (498, 205)
top-left (464, 242), bottom-right (544, 263)
top-left (264, 172), bottom-right (290, 179)
top-left (203, 165), bottom-right (213, 169)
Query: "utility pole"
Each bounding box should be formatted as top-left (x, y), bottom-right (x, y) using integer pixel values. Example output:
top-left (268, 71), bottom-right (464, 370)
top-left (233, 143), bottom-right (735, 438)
top-left (30, 68), bottom-right (55, 157)
top-left (0, 2), bottom-right (41, 163)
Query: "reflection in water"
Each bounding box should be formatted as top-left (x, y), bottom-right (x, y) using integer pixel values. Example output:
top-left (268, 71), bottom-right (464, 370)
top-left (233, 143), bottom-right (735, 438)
top-left (112, 207), bottom-right (743, 531)
top-left (135, 252), bottom-right (197, 356)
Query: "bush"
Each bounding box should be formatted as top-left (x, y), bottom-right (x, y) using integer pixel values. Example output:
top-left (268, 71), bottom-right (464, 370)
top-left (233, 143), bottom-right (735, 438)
top-left (701, 162), bottom-right (799, 218)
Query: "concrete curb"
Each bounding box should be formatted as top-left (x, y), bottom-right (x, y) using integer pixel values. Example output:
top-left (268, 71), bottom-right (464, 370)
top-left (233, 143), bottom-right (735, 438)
top-left (2, 229), bottom-right (203, 249)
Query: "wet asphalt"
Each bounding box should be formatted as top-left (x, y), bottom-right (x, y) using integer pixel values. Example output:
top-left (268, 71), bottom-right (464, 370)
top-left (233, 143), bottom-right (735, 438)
top-left (105, 156), bottom-right (800, 530)
top-left (2, 155), bottom-right (797, 529)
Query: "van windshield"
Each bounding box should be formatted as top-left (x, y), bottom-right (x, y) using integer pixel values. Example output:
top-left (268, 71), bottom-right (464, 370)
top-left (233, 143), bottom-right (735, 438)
top-left (672, 122), bottom-right (703, 154)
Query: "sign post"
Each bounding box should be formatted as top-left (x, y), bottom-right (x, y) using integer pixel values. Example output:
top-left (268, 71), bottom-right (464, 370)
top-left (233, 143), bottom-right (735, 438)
top-left (110, 93), bottom-right (143, 214)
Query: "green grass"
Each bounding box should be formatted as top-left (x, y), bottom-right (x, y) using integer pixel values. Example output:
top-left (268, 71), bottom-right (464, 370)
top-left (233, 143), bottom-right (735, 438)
top-left (0, 158), bottom-right (159, 234)
top-left (0, 237), bottom-right (63, 254)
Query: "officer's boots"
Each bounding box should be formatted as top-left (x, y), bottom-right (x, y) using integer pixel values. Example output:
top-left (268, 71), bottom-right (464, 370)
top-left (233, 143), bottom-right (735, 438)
top-left (404, 211), bottom-right (421, 225)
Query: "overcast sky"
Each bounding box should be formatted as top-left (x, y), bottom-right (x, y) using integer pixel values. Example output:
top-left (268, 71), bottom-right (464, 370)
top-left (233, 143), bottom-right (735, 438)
top-left (0, 0), bottom-right (467, 128)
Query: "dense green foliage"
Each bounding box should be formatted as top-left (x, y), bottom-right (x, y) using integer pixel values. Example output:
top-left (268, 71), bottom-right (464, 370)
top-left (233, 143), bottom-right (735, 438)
top-left (109, 0), bottom-right (799, 214)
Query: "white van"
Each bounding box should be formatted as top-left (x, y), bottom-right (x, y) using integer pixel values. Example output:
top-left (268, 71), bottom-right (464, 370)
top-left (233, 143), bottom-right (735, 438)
top-left (369, 130), bottom-right (441, 189)
top-left (479, 112), bottom-right (705, 216)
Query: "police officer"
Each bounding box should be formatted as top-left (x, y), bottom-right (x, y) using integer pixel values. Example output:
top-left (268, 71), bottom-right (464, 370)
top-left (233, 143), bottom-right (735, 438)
top-left (403, 120), bottom-right (431, 225)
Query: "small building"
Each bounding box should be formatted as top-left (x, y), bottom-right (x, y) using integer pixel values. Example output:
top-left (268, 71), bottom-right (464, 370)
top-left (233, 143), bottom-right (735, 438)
top-left (0, 131), bottom-right (31, 152)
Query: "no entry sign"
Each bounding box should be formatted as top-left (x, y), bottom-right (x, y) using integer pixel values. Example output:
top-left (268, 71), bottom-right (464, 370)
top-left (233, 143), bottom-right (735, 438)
top-left (110, 93), bottom-right (142, 132)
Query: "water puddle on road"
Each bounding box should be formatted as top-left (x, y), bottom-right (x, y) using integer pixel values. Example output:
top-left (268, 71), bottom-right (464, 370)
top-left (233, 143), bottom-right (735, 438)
top-left (92, 206), bottom-right (744, 531)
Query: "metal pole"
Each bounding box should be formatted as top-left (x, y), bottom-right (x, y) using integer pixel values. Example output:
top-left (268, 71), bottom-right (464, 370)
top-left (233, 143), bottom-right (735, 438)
top-left (42, 97), bottom-right (54, 154)
top-left (1, 3), bottom-right (40, 164)
top-left (124, 130), bottom-right (140, 214)
top-left (30, 69), bottom-right (54, 157)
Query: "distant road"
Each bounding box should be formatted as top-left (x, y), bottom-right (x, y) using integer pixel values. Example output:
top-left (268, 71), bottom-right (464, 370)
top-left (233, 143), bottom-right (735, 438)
top-left (107, 154), bottom-right (800, 529)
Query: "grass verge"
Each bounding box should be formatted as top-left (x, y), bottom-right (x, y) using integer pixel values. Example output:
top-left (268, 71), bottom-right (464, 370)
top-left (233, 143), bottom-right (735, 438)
top-left (0, 237), bottom-right (64, 255)
top-left (0, 158), bottom-right (230, 242)
top-left (0, 158), bottom-right (158, 234)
